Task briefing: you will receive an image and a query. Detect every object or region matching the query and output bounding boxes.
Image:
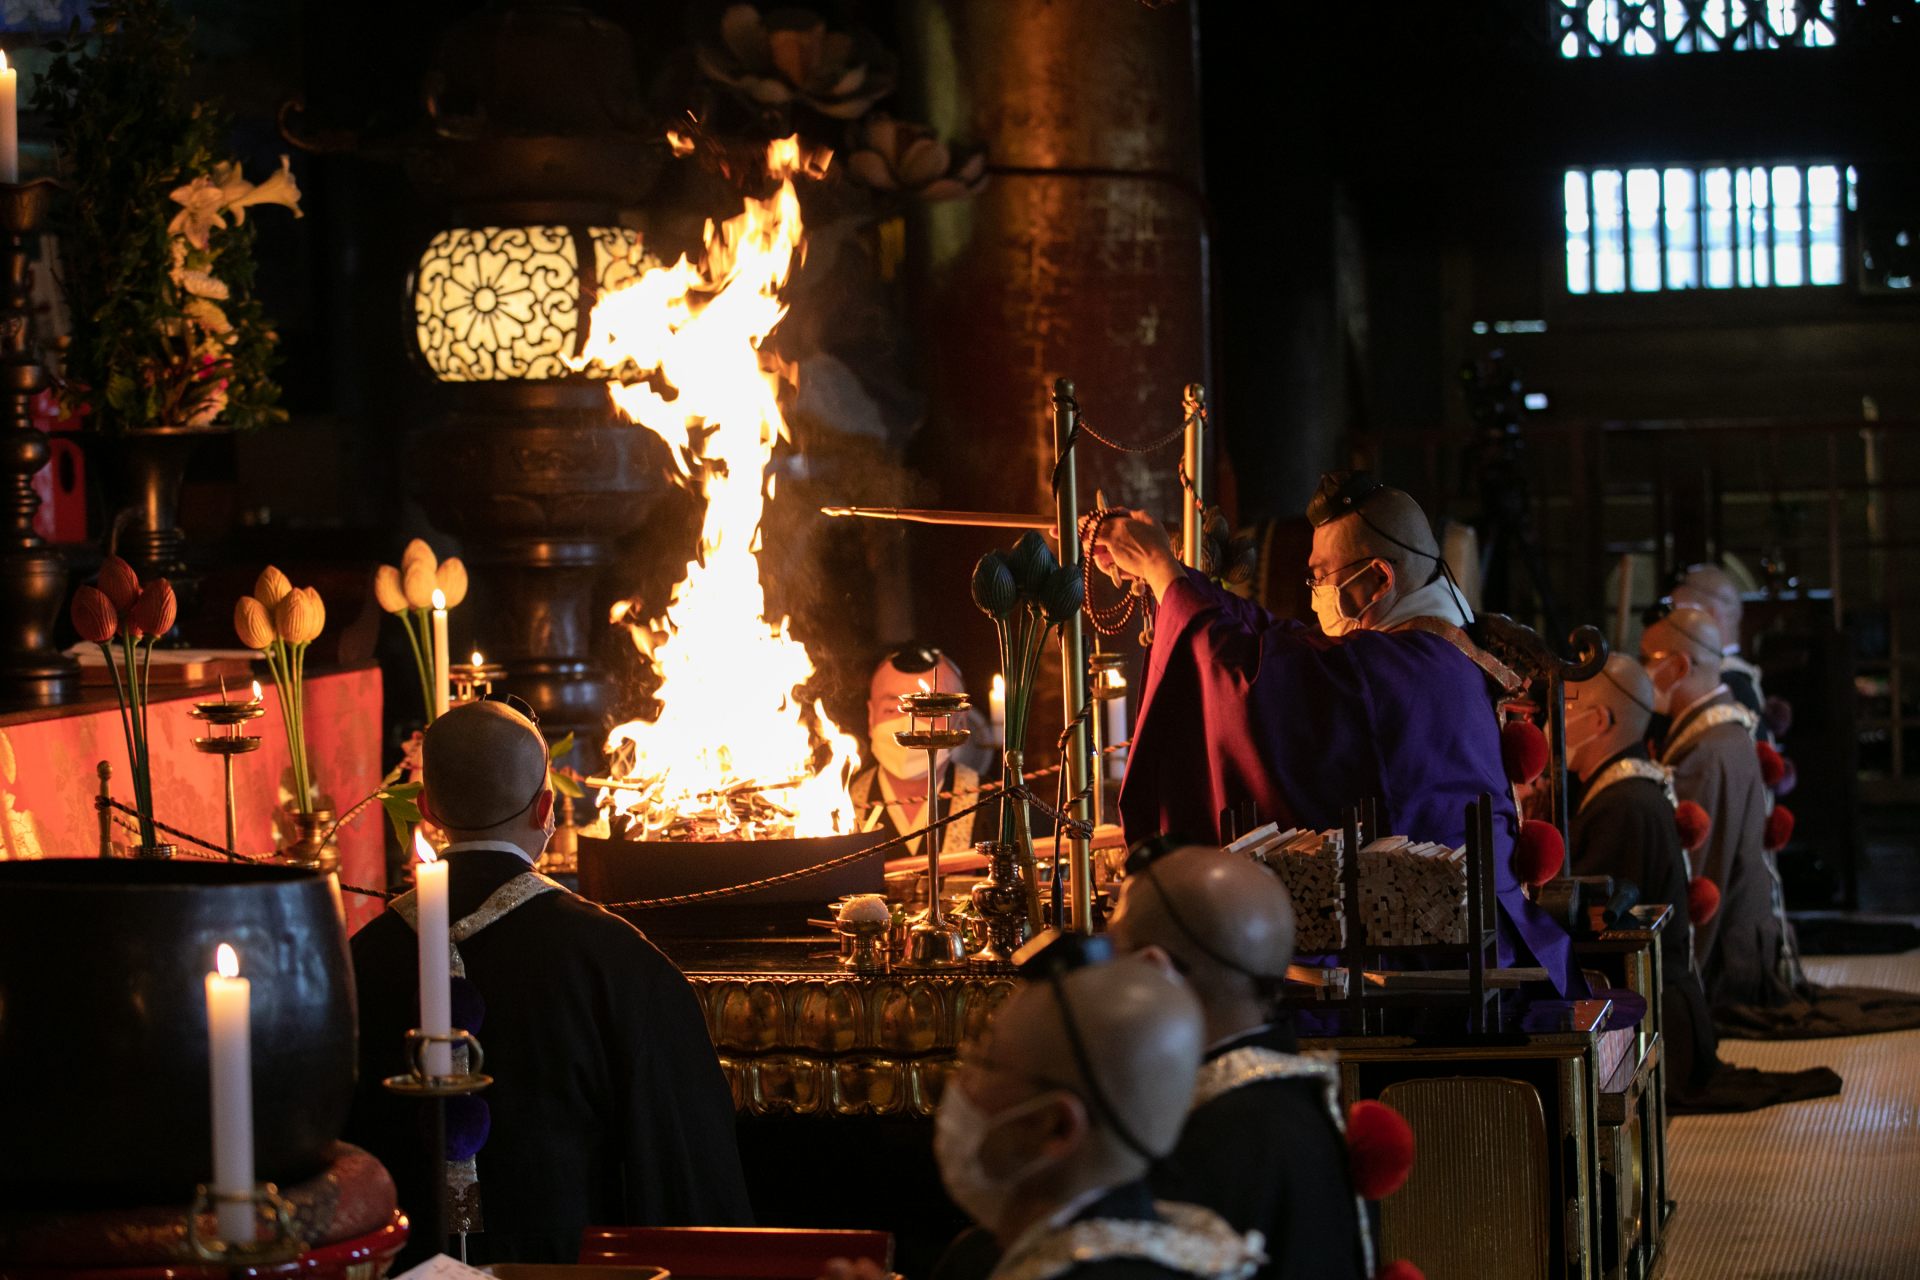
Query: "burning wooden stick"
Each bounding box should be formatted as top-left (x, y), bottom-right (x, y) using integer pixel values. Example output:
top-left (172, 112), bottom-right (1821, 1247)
top-left (820, 505), bottom-right (1052, 530)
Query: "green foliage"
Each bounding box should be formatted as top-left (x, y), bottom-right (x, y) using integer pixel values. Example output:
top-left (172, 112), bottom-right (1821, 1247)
top-left (378, 781), bottom-right (424, 851)
top-left (34, 0), bottom-right (288, 432)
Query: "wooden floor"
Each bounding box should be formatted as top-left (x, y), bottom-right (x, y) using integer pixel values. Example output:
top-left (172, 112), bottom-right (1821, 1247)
top-left (1658, 949), bottom-right (1920, 1279)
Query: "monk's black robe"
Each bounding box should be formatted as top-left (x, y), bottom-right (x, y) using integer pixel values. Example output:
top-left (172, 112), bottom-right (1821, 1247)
top-left (344, 848), bottom-right (751, 1266)
top-left (1570, 749), bottom-right (1717, 1098)
top-left (1152, 1024), bottom-right (1365, 1280)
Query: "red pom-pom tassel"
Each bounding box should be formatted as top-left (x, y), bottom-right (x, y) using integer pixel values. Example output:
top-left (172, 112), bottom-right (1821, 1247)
top-left (1687, 876), bottom-right (1721, 926)
top-left (1347, 1100), bottom-right (1416, 1200)
top-left (1765, 804), bottom-right (1795, 852)
top-left (1511, 819), bottom-right (1565, 887)
top-left (1500, 719), bottom-right (1550, 786)
top-left (1376, 1263), bottom-right (1426, 1280)
top-left (1756, 742), bottom-right (1787, 790)
top-left (1674, 800), bottom-right (1711, 853)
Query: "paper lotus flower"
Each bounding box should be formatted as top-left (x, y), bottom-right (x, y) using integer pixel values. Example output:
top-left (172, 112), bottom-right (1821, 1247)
top-left (403, 558), bottom-right (439, 610)
top-left (848, 116), bottom-right (987, 202)
top-left (1040, 564), bottom-right (1084, 625)
top-left (971, 551), bottom-right (1018, 619)
top-left (275, 586), bottom-right (326, 645)
top-left (234, 596), bottom-right (276, 650)
top-left (402, 538), bottom-right (436, 572)
top-left (697, 4), bottom-right (898, 121)
top-left (254, 565), bottom-right (293, 609)
top-left (95, 556), bottom-right (141, 613)
top-left (374, 565), bottom-right (408, 614)
top-left (1009, 530), bottom-right (1057, 592)
top-left (127, 580), bottom-right (177, 639)
top-left (435, 557), bottom-right (470, 609)
top-left (70, 586), bottom-right (118, 644)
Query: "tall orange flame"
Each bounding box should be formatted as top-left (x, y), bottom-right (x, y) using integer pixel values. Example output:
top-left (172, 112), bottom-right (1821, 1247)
top-left (573, 138), bottom-right (858, 839)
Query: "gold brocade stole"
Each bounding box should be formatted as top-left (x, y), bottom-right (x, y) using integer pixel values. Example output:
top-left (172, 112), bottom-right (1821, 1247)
top-left (1577, 757), bottom-right (1677, 814)
top-left (1388, 616), bottom-right (1526, 699)
top-left (391, 869), bottom-right (567, 1234)
top-left (1190, 1045), bottom-right (1374, 1279)
top-left (1660, 702), bottom-right (1760, 765)
top-left (989, 1201), bottom-right (1265, 1280)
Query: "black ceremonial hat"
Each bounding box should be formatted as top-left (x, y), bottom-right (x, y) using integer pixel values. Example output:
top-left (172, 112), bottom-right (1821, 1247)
top-left (1306, 470), bottom-right (1387, 528)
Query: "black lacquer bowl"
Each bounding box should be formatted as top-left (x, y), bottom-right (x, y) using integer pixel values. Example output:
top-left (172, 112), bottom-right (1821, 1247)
top-left (0, 859), bottom-right (357, 1206)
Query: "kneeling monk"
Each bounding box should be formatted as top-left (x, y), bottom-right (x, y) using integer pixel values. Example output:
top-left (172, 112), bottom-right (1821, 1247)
top-left (1095, 472), bottom-right (1578, 994)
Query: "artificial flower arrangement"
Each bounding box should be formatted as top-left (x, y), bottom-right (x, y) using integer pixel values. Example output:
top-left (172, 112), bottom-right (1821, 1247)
top-left (69, 556), bottom-right (175, 850)
top-left (233, 567), bottom-right (326, 819)
top-left (373, 539), bottom-right (468, 723)
top-left (971, 531), bottom-right (1083, 926)
top-left (34, 0), bottom-right (303, 431)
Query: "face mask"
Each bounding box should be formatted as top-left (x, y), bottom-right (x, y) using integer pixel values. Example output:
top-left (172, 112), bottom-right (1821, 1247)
top-left (1564, 707), bottom-right (1609, 764)
top-left (1311, 562), bottom-right (1383, 637)
top-left (872, 715), bottom-right (944, 780)
top-left (1646, 661), bottom-right (1677, 716)
top-left (934, 1084), bottom-right (1062, 1233)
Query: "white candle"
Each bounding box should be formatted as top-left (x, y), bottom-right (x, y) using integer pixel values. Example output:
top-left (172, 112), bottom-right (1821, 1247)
top-left (989, 674), bottom-right (1006, 745)
top-left (0, 51), bottom-right (17, 186)
top-left (414, 830), bottom-right (452, 1076)
top-left (431, 589), bottom-right (451, 719)
top-left (1104, 692), bottom-right (1129, 783)
top-left (205, 943), bottom-right (254, 1243)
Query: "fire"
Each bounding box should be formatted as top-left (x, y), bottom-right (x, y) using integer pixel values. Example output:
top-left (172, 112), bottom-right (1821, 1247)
top-left (215, 943), bottom-right (239, 979)
top-left (573, 137), bottom-right (859, 840)
top-left (414, 828), bottom-right (438, 864)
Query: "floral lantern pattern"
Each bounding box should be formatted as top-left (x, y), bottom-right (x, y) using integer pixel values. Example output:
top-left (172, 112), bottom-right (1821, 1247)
top-left (411, 225), bottom-right (644, 381)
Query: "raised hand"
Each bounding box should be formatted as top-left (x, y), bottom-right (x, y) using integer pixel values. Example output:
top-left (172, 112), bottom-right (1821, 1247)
top-left (1091, 509), bottom-right (1182, 600)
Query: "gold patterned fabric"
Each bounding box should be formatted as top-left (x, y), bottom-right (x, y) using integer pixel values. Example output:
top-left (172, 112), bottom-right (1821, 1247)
top-left (1660, 702), bottom-right (1760, 765)
top-left (1577, 757), bottom-right (1677, 813)
top-left (991, 1202), bottom-right (1264, 1280)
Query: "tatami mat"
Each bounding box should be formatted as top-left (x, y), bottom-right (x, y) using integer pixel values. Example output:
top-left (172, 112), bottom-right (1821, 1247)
top-left (1658, 950), bottom-right (1920, 1279)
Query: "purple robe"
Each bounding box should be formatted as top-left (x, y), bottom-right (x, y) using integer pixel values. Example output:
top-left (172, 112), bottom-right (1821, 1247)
top-left (1118, 569), bottom-right (1580, 995)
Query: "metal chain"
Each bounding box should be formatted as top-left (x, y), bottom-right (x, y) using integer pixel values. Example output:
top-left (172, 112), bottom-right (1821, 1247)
top-left (96, 796), bottom-right (395, 900)
top-left (597, 780), bottom-right (1092, 911)
top-left (1076, 413), bottom-right (1187, 455)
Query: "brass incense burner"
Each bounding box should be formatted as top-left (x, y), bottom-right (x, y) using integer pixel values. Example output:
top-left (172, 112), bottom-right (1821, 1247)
top-left (894, 689), bottom-right (972, 968)
top-left (189, 694), bottom-right (265, 854)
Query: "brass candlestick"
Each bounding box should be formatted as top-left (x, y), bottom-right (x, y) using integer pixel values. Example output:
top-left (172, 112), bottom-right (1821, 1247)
top-left (189, 696), bottom-right (266, 854)
top-left (1087, 650), bottom-right (1128, 830)
top-left (184, 1181), bottom-right (302, 1266)
top-left (895, 689), bottom-right (971, 968)
top-left (449, 654), bottom-right (505, 705)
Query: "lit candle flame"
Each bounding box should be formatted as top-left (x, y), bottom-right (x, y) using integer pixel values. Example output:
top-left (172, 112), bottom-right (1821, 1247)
top-left (471, 650), bottom-right (484, 667)
top-left (215, 943), bottom-right (239, 978)
top-left (414, 828), bottom-right (437, 864)
top-left (431, 588), bottom-right (448, 612)
top-left (250, 679), bottom-right (263, 702)
top-left (0, 51), bottom-right (10, 73)
top-left (917, 678), bottom-right (931, 693)
top-left (991, 674), bottom-right (1005, 698)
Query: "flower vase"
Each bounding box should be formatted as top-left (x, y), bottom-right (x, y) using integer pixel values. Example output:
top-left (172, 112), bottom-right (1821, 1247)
top-left (1000, 750), bottom-right (1044, 932)
top-left (969, 840), bottom-right (1031, 964)
top-left (277, 808), bottom-right (337, 874)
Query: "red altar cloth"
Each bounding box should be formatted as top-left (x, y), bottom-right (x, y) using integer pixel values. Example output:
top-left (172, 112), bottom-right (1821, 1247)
top-left (0, 663), bottom-right (387, 932)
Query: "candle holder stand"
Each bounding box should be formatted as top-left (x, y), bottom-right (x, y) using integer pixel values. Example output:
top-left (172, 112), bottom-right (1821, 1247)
top-left (449, 657), bottom-right (505, 706)
top-left (184, 1180), bottom-right (303, 1266)
top-left (895, 689), bottom-right (972, 968)
top-left (189, 697), bottom-right (265, 854)
top-left (1086, 651), bottom-right (1127, 830)
top-left (0, 178), bottom-right (77, 708)
top-left (383, 1026), bottom-right (491, 1259)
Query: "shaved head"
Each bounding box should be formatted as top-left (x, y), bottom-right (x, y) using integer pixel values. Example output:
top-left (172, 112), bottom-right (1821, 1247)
top-left (1644, 606), bottom-right (1723, 669)
top-left (1673, 564), bottom-right (1743, 647)
top-left (1110, 846), bottom-right (1295, 1030)
top-left (1309, 488), bottom-right (1440, 589)
top-left (1567, 654), bottom-right (1656, 777)
top-left (422, 700), bottom-right (551, 835)
top-left (980, 955), bottom-right (1204, 1170)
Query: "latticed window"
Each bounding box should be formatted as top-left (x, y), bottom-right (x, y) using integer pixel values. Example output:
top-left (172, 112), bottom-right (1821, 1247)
top-left (1563, 164), bottom-right (1853, 294)
top-left (1553, 0), bottom-right (1842, 56)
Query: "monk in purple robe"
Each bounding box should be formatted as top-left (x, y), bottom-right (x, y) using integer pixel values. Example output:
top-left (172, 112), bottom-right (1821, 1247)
top-left (1093, 472), bottom-right (1580, 995)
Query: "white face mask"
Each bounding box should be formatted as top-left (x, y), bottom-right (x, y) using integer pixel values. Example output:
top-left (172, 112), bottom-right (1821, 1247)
top-left (1310, 561), bottom-right (1384, 637)
top-left (934, 1084), bottom-right (1061, 1233)
top-left (1564, 707), bottom-right (1609, 766)
top-left (872, 715), bottom-right (939, 780)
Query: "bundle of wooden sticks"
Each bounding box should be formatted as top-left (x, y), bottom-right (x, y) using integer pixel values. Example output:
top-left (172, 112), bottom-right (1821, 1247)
top-left (1224, 823), bottom-right (1468, 948)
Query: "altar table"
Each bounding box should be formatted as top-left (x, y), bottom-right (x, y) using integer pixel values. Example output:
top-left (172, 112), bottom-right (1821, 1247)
top-left (0, 663), bottom-right (386, 932)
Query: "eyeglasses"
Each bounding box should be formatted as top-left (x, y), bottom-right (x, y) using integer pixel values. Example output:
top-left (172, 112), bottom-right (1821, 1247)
top-left (1303, 557), bottom-right (1374, 591)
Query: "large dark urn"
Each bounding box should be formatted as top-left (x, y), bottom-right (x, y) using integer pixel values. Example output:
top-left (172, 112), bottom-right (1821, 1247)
top-left (0, 860), bottom-right (357, 1207)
